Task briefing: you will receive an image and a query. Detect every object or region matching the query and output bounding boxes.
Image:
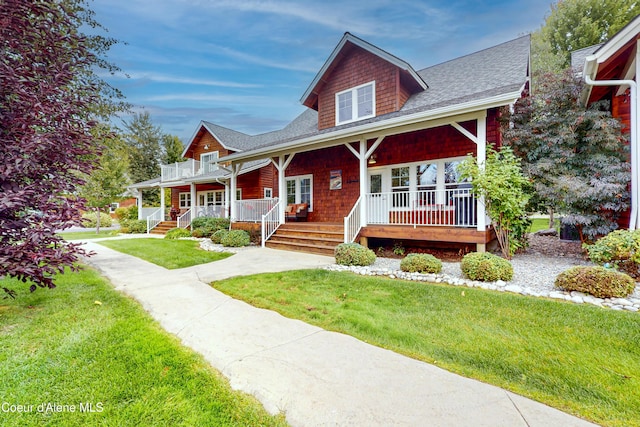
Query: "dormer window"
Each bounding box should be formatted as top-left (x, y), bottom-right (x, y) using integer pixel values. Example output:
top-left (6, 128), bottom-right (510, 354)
top-left (336, 81), bottom-right (375, 125)
top-left (200, 151), bottom-right (219, 174)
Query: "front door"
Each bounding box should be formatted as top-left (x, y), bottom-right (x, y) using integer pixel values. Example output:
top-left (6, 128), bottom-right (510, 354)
top-left (367, 171), bottom-right (389, 224)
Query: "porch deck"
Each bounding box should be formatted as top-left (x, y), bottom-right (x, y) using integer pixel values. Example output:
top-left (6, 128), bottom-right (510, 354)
top-left (359, 224), bottom-right (494, 246)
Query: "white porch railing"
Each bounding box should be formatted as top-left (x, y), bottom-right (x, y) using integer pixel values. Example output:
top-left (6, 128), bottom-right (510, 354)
top-left (161, 159), bottom-right (201, 181)
top-left (364, 188), bottom-right (476, 227)
top-left (146, 208), bottom-right (163, 233)
top-left (261, 200), bottom-right (282, 247)
top-left (235, 198), bottom-right (278, 222)
top-left (177, 209), bottom-right (191, 229)
top-left (343, 196), bottom-right (362, 243)
top-left (194, 205), bottom-right (226, 219)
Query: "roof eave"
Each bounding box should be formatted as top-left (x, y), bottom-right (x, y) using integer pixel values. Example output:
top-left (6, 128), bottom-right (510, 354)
top-left (223, 91), bottom-right (522, 164)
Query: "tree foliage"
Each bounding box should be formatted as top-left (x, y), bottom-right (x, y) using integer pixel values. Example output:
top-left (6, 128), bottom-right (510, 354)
top-left (162, 134), bottom-right (185, 165)
top-left (458, 147), bottom-right (531, 259)
top-left (0, 0), bottom-right (125, 296)
top-left (504, 69), bottom-right (630, 241)
top-left (531, 0), bottom-right (640, 75)
top-left (122, 111), bottom-right (163, 184)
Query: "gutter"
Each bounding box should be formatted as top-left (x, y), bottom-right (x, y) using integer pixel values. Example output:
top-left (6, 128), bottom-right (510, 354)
top-left (583, 54), bottom-right (639, 229)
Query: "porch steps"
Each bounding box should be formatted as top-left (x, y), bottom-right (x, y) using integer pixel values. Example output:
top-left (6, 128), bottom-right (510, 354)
top-left (265, 222), bottom-right (343, 256)
top-left (149, 221), bottom-right (178, 235)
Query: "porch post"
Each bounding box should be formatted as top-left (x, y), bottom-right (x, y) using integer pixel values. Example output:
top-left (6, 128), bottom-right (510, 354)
top-left (230, 163), bottom-right (238, 221)
top-left (160, 187), bottom-right (166, 221)
top-left (136, 189), bottom-right (143, 220)
top-left (278, 156), bottom-right (287, 225)
top-left (190, 182), bottom-right (197, 217)
top-left (476, 112), bottom-right (487, 251)
top-left (359, 139), bottom-right (368, 228)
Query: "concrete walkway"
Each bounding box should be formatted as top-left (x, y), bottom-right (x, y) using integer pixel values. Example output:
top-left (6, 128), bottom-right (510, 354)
top-left (82, 239), bottom-right (598, 427)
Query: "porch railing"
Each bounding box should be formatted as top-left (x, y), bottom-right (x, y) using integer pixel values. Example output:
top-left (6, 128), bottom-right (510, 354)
top-left (364, 188), bottom-right (476, 227)
top-left (343, 196), bottom-right (362, 243)
top-left (235, 198), bottom-right (278, 222)
top-left (194, 205), bottom-right (226, 219)
top-left (161, 159), bottom-right (200, 181)
top-left (146, 208), bottom-right (163, 233)
top-left (177, 209), bottom-right (191, 229)
top-left (261, 200), bottom-right (282, 247)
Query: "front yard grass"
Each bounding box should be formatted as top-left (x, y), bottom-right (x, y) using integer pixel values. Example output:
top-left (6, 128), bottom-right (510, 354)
top-left (59, 229), bottom-right (120, 240)
top-left (212, 269), bottom-right (640, 427)
top-left (98, 238), bottom-right (232, 269)
top-left (0, 268), bottom-right (287, 427)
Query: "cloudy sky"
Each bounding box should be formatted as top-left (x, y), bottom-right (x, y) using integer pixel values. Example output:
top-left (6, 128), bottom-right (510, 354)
top-left (91, 0), bottom-right (551, 142)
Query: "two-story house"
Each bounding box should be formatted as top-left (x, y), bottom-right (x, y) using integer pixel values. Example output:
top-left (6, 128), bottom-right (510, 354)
top-left (132, 32), bottom-right (531, 255)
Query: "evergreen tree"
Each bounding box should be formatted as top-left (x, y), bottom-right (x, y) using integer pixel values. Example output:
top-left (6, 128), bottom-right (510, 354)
top-left (162, 134), bottom-right (185, 164)
top-left (122, 111), bottom-right (163, 184)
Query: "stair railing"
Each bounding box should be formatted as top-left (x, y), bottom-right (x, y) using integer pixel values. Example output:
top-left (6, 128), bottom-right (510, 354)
top-left (261, 199), bottom-right (281, 247)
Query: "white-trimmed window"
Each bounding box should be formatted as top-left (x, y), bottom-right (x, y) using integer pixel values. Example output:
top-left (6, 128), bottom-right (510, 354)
top-left (264, 187), bottom-right (273, 198)
top-left (179, 192), bottom-right (191, 208)
top-left (236, 188), bottom-right (242, 201)
top-left (286, 175), bottom-right (313, 210)
top-left (200, 151), bottom-right (219, 174)
top-left (336, 81), bottom-right (375, 125)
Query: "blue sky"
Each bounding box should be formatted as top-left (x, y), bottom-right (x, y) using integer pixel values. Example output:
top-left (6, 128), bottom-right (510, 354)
top-left (91, 0), bottom-right (551, 143)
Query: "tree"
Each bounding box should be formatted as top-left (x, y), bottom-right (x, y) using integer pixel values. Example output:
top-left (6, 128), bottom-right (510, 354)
top-left (458, 147), bottom-right (531, 259)
top-left (162, 134), bottom-right (185, 165)
top-left (531, 0), bottom-right (640, 75)
top-left (122, 112), bottom-right (163, 184)
top-left (0, 0), bottom-right (126, 296)
top-left (78, 125), bottom-right (130, 233)
top-left (504, 69), bottom-right (630, 241)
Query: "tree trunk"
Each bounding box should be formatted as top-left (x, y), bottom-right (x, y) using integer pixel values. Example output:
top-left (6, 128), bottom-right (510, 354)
top-left (548, 207), bottom-right (554, 229)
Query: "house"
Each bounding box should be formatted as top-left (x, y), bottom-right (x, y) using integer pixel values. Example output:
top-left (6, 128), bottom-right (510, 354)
top-left (580, 15), bottom-right (640, 230)
top-left (132, 32), bottom-right (531, 254)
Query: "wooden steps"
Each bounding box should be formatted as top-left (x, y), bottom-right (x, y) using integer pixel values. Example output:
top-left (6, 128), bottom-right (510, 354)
top-left (149, 221), bottom-right (178, 235)
top-left (265, 222), bottom-right (343, 256)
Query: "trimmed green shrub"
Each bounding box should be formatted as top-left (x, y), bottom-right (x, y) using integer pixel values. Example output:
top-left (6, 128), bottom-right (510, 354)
top-left (584, 229), bottom-right (640, 279)
top-left (211, 229), bottom-right (229, 244)
top-left (189, 217), bottom-right (230, 238)
top-left (164, 228), bottom-right (192, 239)
top-left (221, 230), bottom-right (250, 247)
top-left (82, 211), bottom-right (113, 228)
top-left (114, 205), bottom-right (138, 221)
top-left (555, 266), bottom-right (636, 299)
top-left (461, 252), bottom-right (513, 281)
top-left (400, 253), bottom-right (442, 274)
top-left (119, 219), bottom-right (147, 234)
top-left (335, 243), bottom-right (376, 266)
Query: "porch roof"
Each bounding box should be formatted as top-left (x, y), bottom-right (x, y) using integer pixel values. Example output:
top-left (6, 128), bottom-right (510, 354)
top-left (216, 35), bottom-right (530, 164)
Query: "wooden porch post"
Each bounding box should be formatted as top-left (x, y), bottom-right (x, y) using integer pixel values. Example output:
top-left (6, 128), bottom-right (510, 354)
top-left (476, 111), bottom-right (487, 252)
top-left (190, 183), bottom-right (197, 217)
top-left (359, 139), bottom-right (368, 229)
top-left (229, 163), bottom-right (239, 221)
top-left (273, 154), bottom-right (294, 225)
top-left (136, 190), bottom-right (143, 220)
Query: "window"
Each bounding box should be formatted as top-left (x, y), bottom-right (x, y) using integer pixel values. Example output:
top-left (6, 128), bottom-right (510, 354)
top-left (444, 160), bottom-right (469, 189)
top-left (200, 151), bottom-right (219, 174)
top-left (179, 192), bottom-right (191, 208)
top-left (198, 190), bottom-right (225, 207)
top-left (391, 167), bottom-right (410, 207)
top-left (109, 202), bottom-right (119, 213)
top-left (417, 163), bottom-right (438, 205)
top-left (236, 189), bottom-right (242, 201)
top-left (286, 175), bottom-right (313, 210)
top-left (264, 188), bottom-right (273, 198)
top-left (336, 81), bottom-right (375, 125)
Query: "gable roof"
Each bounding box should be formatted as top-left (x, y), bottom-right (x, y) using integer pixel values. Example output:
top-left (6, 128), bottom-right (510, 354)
top-left (300, 32), bottom-right (428, 109)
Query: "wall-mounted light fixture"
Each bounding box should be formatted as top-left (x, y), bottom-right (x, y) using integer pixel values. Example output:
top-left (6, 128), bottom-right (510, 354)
top-left (204, 144), bottom-right (210, 150)
top-left (368, 154), bottom-right (377, 165)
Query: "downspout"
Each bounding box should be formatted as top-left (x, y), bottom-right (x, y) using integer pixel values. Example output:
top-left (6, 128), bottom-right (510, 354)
top-left (584, 75), bottom-right (638, 229)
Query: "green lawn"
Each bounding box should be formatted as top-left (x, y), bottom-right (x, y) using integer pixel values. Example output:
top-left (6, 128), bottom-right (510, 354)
top-left (59, 229), bottom-right (120, 240)
top-left (98, 238), bottom-right (232, 269)
top-left (0, 269), bottom-right (287, 427)
top-left (213, 269), bottom-right (640, 427)
top-left (528, 217), bottom-right (559, 233)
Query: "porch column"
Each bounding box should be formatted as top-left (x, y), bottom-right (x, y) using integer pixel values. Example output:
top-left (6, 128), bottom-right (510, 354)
top-left (160, 187), bottom-right (166, 221)
top-left (224, 180), bottom-right (230, 218)
top-left (359, 139), bottom-right (368, 228)
top-left (277, 156), bottom-right (287, 224)
top-left (136, 189), bottom-right (143, 220)
top-left (190, 182), bottom-right (197, 217)
top-left (476, 112), bottom-right (487, 252)
top-left (230, 163), bottom-right (238, 221)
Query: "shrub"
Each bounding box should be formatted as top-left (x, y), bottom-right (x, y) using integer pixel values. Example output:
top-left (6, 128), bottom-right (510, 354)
top-left (164, 228), bottom-right (192, 239)
top-left (82, 211), bottom-right (112, 228)
top-left (400, 253), bottom-right (442, 274)
top-left (555, 266), bottom-right (636, 298)
top-left (221, 230), bottom-right (250, 247)
top-left (461, 252), bottom-right (513, 281)
top-left (335, 243), bottom-right (376, 266)
top-left (190, 228), bottom-right (205, 238)
top-left (211, 229), bottom-right (229, 244)
top-left (114, 207), bottom-right (129, 221)
top-left (189, 217), bottom-right (230, 238)
top-left (584, 229), bottom-right (640, 278)
top-left (119, 219), bottom-right (147, 234)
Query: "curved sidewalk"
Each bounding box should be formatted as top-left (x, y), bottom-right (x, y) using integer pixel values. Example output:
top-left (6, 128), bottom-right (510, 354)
top-left (82, 240), bottom-right (598, 427)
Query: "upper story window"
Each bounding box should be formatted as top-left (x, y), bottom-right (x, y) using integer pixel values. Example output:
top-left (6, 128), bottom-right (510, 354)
top-left (200, 151), bottom-right (219, 174)
top-left (336, 81), bottom-right (375, 125)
